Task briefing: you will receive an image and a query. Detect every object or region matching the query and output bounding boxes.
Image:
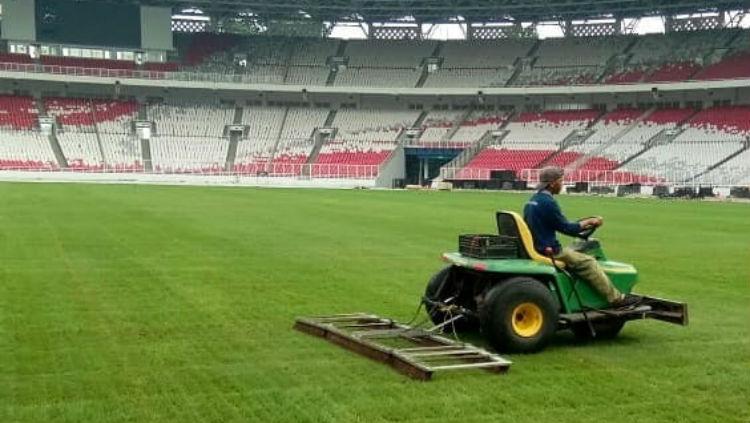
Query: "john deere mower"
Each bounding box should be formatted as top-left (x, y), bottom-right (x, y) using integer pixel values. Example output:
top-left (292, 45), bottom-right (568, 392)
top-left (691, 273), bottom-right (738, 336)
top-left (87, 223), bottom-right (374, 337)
top-left (424, 210), bottom-right (688, 353)
top-left (295, 210), bottom-right (688, 380)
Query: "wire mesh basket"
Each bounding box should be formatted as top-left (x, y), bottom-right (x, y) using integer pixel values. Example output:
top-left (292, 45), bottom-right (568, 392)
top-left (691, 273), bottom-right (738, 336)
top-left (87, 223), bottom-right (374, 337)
top-left (458, 234), bottom-right (519, 259)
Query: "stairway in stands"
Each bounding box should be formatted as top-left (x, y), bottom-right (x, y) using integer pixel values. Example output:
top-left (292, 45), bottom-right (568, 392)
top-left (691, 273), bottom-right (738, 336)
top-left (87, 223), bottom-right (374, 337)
top-left (304, 110), bottom-right (338, 168)
top-left (35, 96), bottom-right (68, 169)
top-left (566, 107), bottom-right (655, 171)
top-left (224, 106), bottom-right (243, 171)
top-left (437, 111), bottom-right (515, 180)
top-left (325, 41), bottom-right (348, 86)
top-left (138, 102), bottom-right (153, 172)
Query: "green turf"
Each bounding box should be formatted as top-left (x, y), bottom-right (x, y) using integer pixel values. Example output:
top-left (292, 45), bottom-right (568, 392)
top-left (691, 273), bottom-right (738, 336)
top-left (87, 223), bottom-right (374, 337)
top-left (0, 182), bottom-right (748, 423)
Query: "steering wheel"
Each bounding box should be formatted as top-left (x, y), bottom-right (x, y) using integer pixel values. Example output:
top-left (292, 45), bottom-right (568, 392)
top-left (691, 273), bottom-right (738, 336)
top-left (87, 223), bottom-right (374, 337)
top-left (576, 216), bottom-right (601, 240)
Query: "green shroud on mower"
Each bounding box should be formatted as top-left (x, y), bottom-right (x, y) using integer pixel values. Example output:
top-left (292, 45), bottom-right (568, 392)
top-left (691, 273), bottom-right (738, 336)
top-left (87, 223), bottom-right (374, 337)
top-left (425, 211), bottom-right (688, 353)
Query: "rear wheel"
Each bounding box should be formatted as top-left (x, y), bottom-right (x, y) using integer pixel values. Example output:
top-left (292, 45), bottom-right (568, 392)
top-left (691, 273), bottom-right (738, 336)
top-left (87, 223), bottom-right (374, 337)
top-left (424, 266), bottom-right (477, 331)
top-left (571, 319), bottom-right (625, 340)
top-left (480, 277), bottom-right (559, 353)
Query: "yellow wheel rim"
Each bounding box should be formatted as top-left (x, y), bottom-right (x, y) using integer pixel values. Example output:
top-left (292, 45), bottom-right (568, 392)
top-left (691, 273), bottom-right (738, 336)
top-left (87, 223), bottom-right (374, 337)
top-left (511, 302), bottom-right (543, 338)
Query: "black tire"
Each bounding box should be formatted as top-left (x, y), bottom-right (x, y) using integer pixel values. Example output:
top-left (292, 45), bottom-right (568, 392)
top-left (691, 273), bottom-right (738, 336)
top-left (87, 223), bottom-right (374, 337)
top-left (571, 319), bottom-right (625, 340)
top-left (424, 266), bottom-right (477, 332)
top-left (480, 277), bottom-right (559, 353)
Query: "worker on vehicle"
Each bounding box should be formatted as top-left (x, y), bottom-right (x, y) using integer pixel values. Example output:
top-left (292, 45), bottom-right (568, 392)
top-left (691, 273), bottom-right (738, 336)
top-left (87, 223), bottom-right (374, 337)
top-left (523, 166), bottom-right (640, 308)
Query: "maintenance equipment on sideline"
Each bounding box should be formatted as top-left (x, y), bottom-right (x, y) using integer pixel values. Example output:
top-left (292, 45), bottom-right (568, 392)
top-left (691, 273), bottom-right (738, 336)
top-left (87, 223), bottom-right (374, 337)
top-left (295, 210), bottom-right (687, 379)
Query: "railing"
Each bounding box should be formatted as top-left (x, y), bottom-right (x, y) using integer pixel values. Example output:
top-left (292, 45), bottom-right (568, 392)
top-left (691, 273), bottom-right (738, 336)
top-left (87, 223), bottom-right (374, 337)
top-left (1, 60), bottom-right (749, 88)
top-left (440, 167), bottom-right (492, 180)
top-left (403, 140), bottom-right (473, 149)
top-left (2, 162), bottom-right (747, 186)
top-left (0, 62), bottom-right (288, 85)
top-left (234, 162), bottom-right (380, 179)
top-left (0, 162), bottom-right (381, 180)
top-left (441, 167), bottom-right (748, 187)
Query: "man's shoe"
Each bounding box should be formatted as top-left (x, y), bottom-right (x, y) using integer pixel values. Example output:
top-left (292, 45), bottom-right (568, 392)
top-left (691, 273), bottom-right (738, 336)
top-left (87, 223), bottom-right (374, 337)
top-left (611, 294), bottom-right (643, 308)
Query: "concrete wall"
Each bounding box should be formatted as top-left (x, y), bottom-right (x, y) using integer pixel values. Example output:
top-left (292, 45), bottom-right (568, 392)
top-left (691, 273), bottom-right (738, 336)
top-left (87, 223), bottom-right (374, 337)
top-left (376, 145), bottom-right (406, 188)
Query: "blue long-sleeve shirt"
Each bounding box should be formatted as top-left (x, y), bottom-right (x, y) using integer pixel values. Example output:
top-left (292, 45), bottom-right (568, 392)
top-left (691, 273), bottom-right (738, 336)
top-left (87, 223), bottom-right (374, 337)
top-left (523, 190), bottom-right (582, 255)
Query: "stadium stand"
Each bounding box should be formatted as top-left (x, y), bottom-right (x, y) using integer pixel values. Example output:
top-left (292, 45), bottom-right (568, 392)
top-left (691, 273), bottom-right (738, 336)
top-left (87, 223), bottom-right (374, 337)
top-left (0, 24), bottom-right (749, 188)
top-left (299, 108), bottom-right (419, 177)
top-left (333, 40), bottom-right (434, 88)
top-left (143, 62), bottom-right (180, 72)
top-left (695, 51), bottom-right (750, 80)
top-left (41, 56), bottom-right (136, 73)
top-left (233, 106), bottom-right (287, 174)
top-left (179, 33), bottom-right (241, 67)
top-left (290, 39), bottom-right (340, 66)
top-left (0, 89), bottom-right (747, 187)
top-left (698, 149), bottom-right (750, 185)
top-left (150, 136), bottom-right (228, 173)
top-left (334, 67), bottom-right (422, 88)
top-left (55, 131), bottom-right (103, 170)
top-left (45, 97), bottom-right (137, 129)
top-left (450, 111), bottom-right (509, 145)
top-left (233, 106), bottom-right (330, 175)
top-left (645, 62), bottom-right (702, 83)
top-left (313, 140), bottom-right (391, 178)
top-left (43, 97), bottom-right (142, 170)
top-left (268, 108), bottom-right (329, 176)
top-left (418, 110), bottom-right (466, 145)
top-left (621, 140), bottom-right (743, 181)
top-left (606, 106), bottom-right (748, 180)
top-left (501, 109), bottom-right (600, 148)
top-left (285, 66), bottom-right (331, 85)
top-left (0, 96), bottom-right (39, 130)
top-left (560, 108), bottom-right (696, 182)
top-left (346, 40), bottom-right (435, 68)
top-left (280, 108), bottom-right (329, 141)
top-left (144, 100), bottom-right (234, 172)
top-left (0, 53), bottom-right (34, 64)
top-left (97, 102), bottom-right (142, 171)
top-left (149, 100), bottom-right (233, 138)
top-left (456, 109), bottom-right (600, 179)
top-left (0, 0), bottom-right (749, 194)
top-left (286, 39), bottom-right (339, 85)
top-left (513, 37), bottom-right (629, 86)
top-left (233, 138), bottom-right (277, 175)
top-left (423, 39), bottom-right (533, 88)
top-left (1, 29), bottom-right (749, 88)
top-left (332, 108), bottom-right (419, 142)
top-left (603, 29), bottom-right (739, 84)
top-left (0, 130), bottom-right (57, 170)
top-left (270, 138), bottom-right (315, 176)
top-left (423, 68), bottom-right (514, 88)
top-left (99, 133), bottom-right (143, 172)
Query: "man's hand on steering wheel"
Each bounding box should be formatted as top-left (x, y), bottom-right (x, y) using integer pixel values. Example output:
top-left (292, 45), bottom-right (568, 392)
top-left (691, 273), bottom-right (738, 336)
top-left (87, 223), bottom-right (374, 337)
top-left (577, 216), bottom-right (603, 239)
top-left (580, 216), bottom-right (603, 229)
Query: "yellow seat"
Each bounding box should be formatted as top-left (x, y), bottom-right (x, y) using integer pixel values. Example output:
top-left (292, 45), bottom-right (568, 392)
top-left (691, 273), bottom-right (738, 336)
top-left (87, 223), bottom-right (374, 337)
top-left (496, 211), bottom-right (566, 268)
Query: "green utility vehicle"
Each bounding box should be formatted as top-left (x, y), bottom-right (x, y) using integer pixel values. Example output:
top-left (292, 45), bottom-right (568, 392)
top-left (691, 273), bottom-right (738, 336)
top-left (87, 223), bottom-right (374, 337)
top-left (424, 211), bottom-right (688, 353)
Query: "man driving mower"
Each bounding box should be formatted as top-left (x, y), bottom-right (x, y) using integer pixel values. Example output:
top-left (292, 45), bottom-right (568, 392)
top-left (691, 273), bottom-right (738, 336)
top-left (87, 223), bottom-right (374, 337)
top-left (524, 166), bottom-right (641, 308)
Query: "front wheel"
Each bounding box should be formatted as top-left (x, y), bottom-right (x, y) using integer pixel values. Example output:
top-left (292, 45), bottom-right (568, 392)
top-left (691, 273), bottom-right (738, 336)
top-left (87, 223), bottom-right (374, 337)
top-left (480, 277), bottom-right (559, 353)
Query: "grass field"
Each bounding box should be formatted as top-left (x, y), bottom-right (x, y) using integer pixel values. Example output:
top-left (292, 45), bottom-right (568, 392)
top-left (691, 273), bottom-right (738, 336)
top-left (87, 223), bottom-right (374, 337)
top-left (0, 182), bottom-right (748, 423)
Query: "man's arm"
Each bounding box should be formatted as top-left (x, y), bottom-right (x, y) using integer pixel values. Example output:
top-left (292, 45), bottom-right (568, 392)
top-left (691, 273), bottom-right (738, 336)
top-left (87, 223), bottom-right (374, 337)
top-left (549, 199), bottom-right (584, 236)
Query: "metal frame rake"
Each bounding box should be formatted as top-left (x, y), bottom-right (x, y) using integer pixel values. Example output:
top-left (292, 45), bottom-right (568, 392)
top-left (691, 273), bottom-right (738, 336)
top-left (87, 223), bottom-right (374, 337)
top-left (294, 313), bottom-right (511, 381)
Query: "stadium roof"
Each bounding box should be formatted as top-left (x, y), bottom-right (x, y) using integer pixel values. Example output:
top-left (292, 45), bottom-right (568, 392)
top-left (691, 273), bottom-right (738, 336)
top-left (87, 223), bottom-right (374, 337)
top-left (134, 0), bottom-right (750, 22)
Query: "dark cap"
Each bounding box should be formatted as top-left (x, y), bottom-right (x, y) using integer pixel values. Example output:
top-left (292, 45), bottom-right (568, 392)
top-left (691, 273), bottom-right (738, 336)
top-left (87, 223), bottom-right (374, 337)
top-left (536, 166), bottom-right (564, 190)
